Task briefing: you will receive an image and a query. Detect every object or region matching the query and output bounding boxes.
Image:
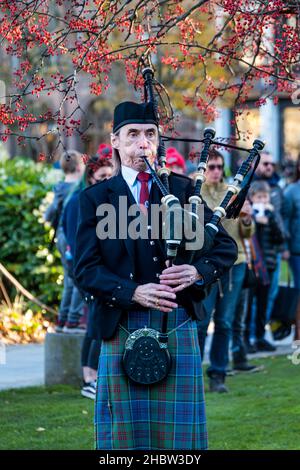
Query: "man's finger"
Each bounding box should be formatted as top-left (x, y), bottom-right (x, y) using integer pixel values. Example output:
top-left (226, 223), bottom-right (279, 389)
top-left (158, 306), bottom-right (175, 313)
top-left (152, 283), bottom-right (175, 291)
top-left (172, 283), bottom-right (187, 293)
top-left (156, 299), bottom-right (178, 309)
top-left (161, 264), bottom-right (188, 274)
top-left (159, 270), bottom-right (189, 280)
top-left (160, 279), bottom-right (182, 286)
top-left (155, 290), bottom-right (177, 300)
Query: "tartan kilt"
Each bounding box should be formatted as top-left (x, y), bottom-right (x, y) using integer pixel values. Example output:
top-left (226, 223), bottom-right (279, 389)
top-left (95, 307), bottom-right (208, 450)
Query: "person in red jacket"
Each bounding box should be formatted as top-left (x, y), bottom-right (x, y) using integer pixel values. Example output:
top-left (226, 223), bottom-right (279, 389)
top-left (166, 147), bottom-right (186, 174)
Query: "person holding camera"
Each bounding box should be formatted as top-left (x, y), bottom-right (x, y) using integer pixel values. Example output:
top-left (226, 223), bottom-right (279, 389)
top-left (253, 152), bottom-right (286, 324)
top-left (245, 181), bottom-right (285, 352)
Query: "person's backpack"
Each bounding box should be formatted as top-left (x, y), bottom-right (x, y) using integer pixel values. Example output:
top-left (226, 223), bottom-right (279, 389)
top-left (47, 196), bottom-right (65, 250)
top-left (50, 197), bottom-right (64, 233)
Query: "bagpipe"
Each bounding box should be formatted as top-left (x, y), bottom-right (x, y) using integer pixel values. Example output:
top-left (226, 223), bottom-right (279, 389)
top-left (141, 67), bottom-right (265, 264)
top-left (122, 67), bottom-right (264, 386)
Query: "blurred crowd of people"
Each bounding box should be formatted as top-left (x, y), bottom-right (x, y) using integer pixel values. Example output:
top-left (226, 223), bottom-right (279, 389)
top-left (44, 144), bottom-right (300, 398)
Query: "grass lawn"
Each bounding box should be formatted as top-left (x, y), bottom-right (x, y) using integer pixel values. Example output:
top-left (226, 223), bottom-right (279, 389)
top-left (0, 355), bottom-right (299, 450)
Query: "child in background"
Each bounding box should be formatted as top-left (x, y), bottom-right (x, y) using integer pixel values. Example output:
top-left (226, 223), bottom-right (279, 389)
top-left (245, 181), bottom-right (285, 352)
top-left (44, 150), bottom-right (85, 333)
top-left (62, 154), bottom-right (113, 399)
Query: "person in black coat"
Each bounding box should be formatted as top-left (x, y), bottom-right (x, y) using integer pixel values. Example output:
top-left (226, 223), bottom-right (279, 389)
top-left (62, 155), bottom-right (113, 399)
top-left (245, 181), bottom-right (285, 352)
top-left (74, 100), bottom-right (238, 450)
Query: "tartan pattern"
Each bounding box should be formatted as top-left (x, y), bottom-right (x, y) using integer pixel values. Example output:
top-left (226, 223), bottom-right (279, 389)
top-left (95, 308), bottom-right (208, 450)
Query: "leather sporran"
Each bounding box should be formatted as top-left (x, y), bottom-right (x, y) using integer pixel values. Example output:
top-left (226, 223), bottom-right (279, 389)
top-left (122, 327), bottom-right (172, 385)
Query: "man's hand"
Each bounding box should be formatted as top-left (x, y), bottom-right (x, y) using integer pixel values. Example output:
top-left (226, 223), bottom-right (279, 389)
top-left (132, 283), bottom-right (178, 313)
top-left (159, 264), bottom-right (202, 293)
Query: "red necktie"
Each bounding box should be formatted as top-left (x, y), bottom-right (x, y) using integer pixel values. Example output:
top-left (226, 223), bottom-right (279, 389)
top-left (137, 171), bottom-right (151, 211)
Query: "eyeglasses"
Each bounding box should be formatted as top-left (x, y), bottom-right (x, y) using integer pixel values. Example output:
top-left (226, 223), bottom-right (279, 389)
top-left (207, 164), bottom-right (223, 171)
top-left (262, 162), bottom-right (275, 167)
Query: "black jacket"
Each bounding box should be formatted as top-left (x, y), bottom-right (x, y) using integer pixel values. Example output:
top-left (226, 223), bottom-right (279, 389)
top-left (74, 172), bottom-right (238, 340)
top-left (253, 173), bottom-right (286, 248)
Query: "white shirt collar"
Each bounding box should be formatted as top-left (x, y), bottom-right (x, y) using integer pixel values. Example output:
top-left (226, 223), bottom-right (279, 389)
top-left (121, 165), bottom-right (152, 187)
top-left (121, 165), bottom-right (139, 187)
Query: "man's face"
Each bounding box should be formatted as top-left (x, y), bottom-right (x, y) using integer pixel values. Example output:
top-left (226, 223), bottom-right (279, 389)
top-left (111, 123), bottom-right (158, 171)
top-left (205, 157), bottom-right (224, 184)
top-left (257, 153), bottom-right (275, 178)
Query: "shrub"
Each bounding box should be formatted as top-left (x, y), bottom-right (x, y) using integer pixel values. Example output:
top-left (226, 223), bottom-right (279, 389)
top-left (0, 158), bottom-right (63, 315)
top-left (0, 295), bottom-right (50, 344)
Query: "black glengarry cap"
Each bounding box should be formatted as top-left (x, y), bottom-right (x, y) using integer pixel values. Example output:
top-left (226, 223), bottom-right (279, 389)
top-left (113, 101), bottom-right (158, 133)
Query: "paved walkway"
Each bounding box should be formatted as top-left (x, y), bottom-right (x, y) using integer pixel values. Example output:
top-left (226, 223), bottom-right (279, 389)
top-left (0, 328), bottom-right (295, 391)
top-left (0, 343), bottom-right (44, 390)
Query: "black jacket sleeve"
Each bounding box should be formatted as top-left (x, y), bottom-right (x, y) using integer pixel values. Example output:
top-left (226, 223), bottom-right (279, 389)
top-left (266, 210), bottom-right (285, 245)
top-left (74, 190), bottom-right (138, 309)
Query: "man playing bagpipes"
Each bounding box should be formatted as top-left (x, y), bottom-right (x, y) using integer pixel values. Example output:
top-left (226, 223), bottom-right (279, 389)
top-left (74, 70), bottom-right (240, 450)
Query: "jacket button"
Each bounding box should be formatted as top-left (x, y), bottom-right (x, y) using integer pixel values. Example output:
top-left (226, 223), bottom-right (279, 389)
top-left (91, 295), bottom-right (94, 300)
top-left (129, 273), bottom-right (134, 279)
top-left (117, 286), bottom-right (122, 289)
top-left (150, 241), bottom-right (155, 245)
top-left (108, 304), bottom-right (114, 307)
top-left (153, 257), bottom-right (158, 262)
top-left (112, 297), bottom-right (116, 301)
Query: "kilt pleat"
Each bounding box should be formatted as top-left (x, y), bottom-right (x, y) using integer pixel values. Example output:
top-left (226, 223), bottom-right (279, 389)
top-left (95, 307), bottom-right (208, 450)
